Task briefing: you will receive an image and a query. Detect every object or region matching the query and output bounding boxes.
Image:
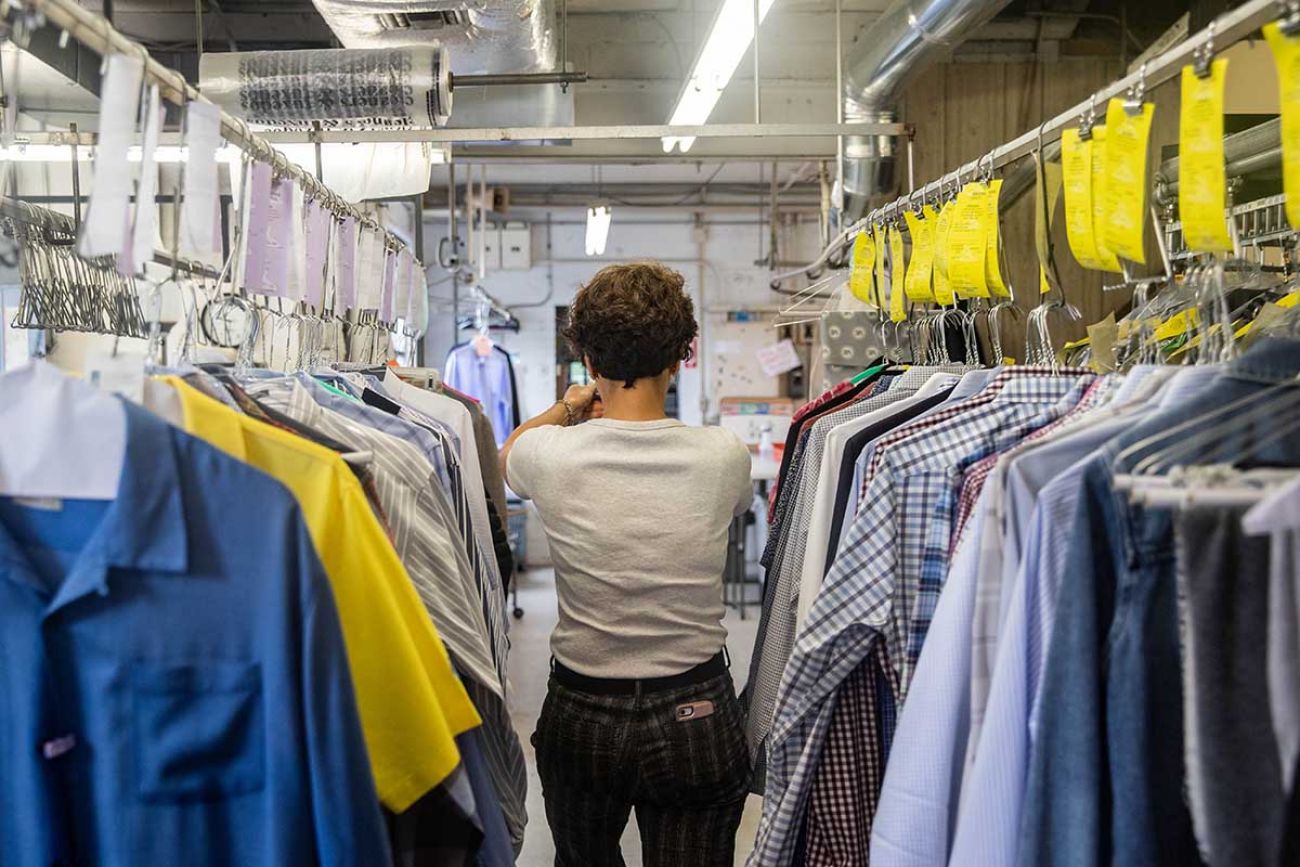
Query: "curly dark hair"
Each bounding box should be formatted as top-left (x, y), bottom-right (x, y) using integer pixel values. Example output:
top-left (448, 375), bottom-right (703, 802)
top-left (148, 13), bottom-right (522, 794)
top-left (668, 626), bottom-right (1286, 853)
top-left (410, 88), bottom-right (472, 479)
top-left (562, 261), bottom-right (698, 389)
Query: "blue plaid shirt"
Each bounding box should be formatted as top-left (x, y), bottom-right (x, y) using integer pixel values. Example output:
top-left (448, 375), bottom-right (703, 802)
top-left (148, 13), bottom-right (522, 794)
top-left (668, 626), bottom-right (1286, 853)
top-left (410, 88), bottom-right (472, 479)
top-left (747, 368), bottom-right (1090, 866)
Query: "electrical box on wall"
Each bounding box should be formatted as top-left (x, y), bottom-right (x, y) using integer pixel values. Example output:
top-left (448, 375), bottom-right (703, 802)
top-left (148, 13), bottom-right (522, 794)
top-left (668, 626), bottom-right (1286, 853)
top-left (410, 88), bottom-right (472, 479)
top-left (479, 230), bottom-right (503, 271)
top-left (500, 222), bottom-right (531, 270)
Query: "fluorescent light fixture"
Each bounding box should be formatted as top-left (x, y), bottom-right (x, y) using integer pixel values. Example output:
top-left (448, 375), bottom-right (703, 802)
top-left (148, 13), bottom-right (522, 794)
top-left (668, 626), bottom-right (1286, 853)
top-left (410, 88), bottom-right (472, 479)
top-left (585, 204), bottom-right (612, 256)
top-left (662, 0), bottom-right (778, 153)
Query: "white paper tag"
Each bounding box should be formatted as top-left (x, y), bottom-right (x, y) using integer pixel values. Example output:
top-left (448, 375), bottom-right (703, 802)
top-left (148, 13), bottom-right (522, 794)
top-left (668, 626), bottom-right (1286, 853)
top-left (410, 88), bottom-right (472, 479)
top-left (756, 338), bottom-right (803, 377)
top-left (393, 250), bottom-right (412, 324)
top-left (180, 100), bottom-right (223, 261)
top-left (254, 174), bottom-right (292, 297)
top-left (84, 346), bottom-right (146, 403)
top-left (304, 199), bottom-right (330, 309)
top-left (335, 217), bottom-right (357, 311)
top-left (129, 85), bottom-right (163, 276)
top-left (356, 228), bottom-right (379, 309)
top-left (285, 181), bottom-right (307, 303)
top-left (379, 248), bottom-right (396, 321)
top-left (78, 54), bottom-right (144, 259)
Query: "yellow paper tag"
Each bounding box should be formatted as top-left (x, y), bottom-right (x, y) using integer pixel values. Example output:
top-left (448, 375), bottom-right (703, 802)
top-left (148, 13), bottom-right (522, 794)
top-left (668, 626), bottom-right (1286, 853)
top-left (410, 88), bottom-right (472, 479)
top-left (1153, 308), bottom-right (1200, 341)
top-left (1266, 23), bottom-right (1300, 230)
top-left (984, 179), bottom-right (1010, 296)
top-left (1088, 127), bottom-right (1124, 272)
top-left (888, 226), bottom-right (907, 322)
top-left (932, 202), bottom-right (956, 306)
top-left (872, 226), bottom-right (888, 308)
top-left (849, 232), bottom-right (877, 304)
top-left (1034, 155), bottom-right (1064, 294)
top-left (1062, 129), bottom-right (1109, 270)
top-left (1102, 97), bottom-right (1155, 264)
top-left (1179, 61), bottom-right (1234, 253)
top-left (903, 208), bottom-right (937, 303)
top-left (1086, 312), bottom-right (1119, 373)
top-left (949, 184), bottom-right (990, 298)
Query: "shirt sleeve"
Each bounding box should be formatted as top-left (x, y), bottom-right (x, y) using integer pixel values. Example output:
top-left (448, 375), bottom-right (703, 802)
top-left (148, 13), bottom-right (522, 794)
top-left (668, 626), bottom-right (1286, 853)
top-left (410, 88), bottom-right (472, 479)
top-left (728, 436), bottom-right (755, 517)
top-left (295, 517), bottom-right (393, 866)
top-left (505, 426), bottom-right (553, 501)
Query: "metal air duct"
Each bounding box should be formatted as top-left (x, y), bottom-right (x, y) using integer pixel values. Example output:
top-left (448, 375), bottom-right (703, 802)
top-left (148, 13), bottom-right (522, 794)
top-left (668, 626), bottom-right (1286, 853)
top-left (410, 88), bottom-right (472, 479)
top-left (842, 0), bottom-right (1016, 220)
top-left (309, 0), bottom-right (556, 76)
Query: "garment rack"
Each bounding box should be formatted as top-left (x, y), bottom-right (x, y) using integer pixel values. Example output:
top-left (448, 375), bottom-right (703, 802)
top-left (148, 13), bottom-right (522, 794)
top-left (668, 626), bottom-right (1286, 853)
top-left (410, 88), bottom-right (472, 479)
top-left (779, 0), bottom-right (1287, 274)
top-left (8, 0), bottom-right (422, 266)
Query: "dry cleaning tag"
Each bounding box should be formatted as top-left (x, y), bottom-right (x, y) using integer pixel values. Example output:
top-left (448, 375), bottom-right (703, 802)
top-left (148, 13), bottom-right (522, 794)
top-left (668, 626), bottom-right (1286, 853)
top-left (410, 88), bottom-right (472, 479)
top-left (239, 162), bottom-right (273, 294)
top-left (128, 85), bottom-right (164, 276)
top-left (1034, 153), bottom-right (1064, 294)
top-left (888, 226), bottom-right (908, 322)
top-left (1087, 127), bottom-right (1124, 272)
top-left (1102, 97), bottom-right (1156, 265)
top-left (1179, 60), bottom-right (1234, 253)
top-left (848, 232), bottom-right (876, 304)
top-left (303, 199), bottom-right (330, 309)
top-left (984, 179), bottom-right (1011, 297)
top-left (78, 54), bottom-right (144, 259)
top-left (904, 207), bottom-right (937, 303)
top-left (1265, 23), bottom-right (1300, 230)
top-left (180, 100), bottom-right (224, 262)
top-left (932, 202), bottom-right (956, 306)
top-left (948, 184), bottom-right (989, 298)
top-left (335, 217), bottom-right (358, 311)
top-left (1062, 129), bottom-right (1109, 271)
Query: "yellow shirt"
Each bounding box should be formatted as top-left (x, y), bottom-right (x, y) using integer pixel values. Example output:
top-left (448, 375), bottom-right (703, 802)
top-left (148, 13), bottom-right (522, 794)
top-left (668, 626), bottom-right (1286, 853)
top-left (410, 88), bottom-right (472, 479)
top-left (159, 376), bottom-right (480, 812)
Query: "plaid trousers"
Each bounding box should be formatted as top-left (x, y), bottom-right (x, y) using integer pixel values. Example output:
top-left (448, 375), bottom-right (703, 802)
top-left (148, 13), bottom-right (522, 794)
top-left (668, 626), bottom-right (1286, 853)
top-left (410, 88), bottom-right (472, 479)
top-left (533, 672), bottom-right (751, 867)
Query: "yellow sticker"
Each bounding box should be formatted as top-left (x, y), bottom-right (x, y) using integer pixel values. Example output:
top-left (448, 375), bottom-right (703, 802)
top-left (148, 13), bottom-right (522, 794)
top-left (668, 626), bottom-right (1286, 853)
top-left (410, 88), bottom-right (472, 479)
top-left (888, 226), bottom-right (907, 322)
top-left (1102, 97), bottom-right (1155, 264)
top-left (1088, 127), bottom-right (1124, 272)
top-left (872, 226), bottom-right (888, 308)
top-left (849, 232), bottom-right (877, 304)
top-left (932, 202), bottom-right (956, 306)
top-left (984, 179), bottom-right (1010, 297)
top-left (1179, 61), bottom-right (1234, 253)
top-left (903, 208), bottom-right (937, 303)
top-left (948, 184), bottom-right (990, 298)
top-left (1062, 129), bottom-right (1109, 270)
top-left (1266, 23), bottom-right (1300, 230)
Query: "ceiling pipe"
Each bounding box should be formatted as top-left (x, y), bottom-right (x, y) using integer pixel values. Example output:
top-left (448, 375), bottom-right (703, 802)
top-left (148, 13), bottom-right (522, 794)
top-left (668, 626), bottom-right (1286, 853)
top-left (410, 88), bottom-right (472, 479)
top-left (842, 0), bottom-right (1017, 220)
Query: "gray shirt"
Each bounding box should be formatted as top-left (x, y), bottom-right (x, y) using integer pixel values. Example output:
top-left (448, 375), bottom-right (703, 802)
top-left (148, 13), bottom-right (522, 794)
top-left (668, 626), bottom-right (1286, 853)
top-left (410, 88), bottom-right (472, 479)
top-left (508, 418), bottom-right (752, 678)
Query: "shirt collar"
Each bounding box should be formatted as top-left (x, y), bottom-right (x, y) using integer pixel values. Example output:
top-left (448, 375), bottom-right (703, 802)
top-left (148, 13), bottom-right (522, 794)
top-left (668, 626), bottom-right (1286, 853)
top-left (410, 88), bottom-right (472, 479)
top-left (0, 400), bottom-right (189, 602)
top-left (1227, 337), bottom-right (1300, 384)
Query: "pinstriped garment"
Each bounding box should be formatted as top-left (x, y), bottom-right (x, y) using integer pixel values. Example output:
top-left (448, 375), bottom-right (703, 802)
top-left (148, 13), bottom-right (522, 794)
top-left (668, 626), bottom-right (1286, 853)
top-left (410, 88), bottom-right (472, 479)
top-left (251, 378), bottom-right (505, 698)
top-left (298, 373), bottom-right (512, 691)
top-left (251, 379), bottom-right (529, 846)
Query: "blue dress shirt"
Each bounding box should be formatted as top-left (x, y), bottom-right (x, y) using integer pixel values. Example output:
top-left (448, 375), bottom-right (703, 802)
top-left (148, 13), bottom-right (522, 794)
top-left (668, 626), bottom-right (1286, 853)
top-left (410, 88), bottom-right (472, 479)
top-left (0, 400), bottom-right (389, 866)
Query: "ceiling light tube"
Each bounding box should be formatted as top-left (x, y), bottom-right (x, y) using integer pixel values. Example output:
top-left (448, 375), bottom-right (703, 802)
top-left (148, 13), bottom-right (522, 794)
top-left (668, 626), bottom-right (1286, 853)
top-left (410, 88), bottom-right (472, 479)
top-left (585, 204), bottom-right (612, 256)
top-left (662, 0), bottom-right (778, 153)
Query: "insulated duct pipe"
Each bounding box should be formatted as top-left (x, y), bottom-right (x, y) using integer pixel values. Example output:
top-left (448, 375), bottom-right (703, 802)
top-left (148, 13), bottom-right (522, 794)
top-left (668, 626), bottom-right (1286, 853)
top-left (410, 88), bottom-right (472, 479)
top-left (310, 0), bottom-right (556, 76)
top-left (842, 0), bottom-right (1016, 220)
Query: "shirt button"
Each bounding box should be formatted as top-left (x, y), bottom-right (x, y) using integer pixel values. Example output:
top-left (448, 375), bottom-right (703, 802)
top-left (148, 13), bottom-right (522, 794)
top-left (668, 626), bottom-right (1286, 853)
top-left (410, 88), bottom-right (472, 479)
top-left (40, 733), bottom-right (77, 760)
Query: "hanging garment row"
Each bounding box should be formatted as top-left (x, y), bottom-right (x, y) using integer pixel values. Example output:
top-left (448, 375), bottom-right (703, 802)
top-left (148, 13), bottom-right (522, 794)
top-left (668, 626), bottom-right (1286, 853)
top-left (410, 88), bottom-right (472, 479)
top-left (741, 313), bottom-right (1300, 866)
top-left (0, 359), bottom-right (526, 867)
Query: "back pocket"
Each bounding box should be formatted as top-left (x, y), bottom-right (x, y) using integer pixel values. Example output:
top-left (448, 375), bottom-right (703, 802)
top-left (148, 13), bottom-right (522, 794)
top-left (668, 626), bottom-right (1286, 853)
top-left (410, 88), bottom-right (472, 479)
top-left (132, 662), bottom-right (265, 802)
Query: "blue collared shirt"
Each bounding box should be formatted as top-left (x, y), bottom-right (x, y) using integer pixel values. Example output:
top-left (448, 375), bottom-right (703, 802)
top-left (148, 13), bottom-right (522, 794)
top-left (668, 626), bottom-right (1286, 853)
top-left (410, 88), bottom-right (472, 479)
top-left (0, 400), bottom-right (389, 866)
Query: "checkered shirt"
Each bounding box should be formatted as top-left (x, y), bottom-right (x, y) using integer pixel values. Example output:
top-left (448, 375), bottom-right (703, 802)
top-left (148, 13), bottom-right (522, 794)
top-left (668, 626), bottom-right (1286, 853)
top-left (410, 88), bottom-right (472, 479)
top-left (745, 368), bottom-right (1090, 867)
top-left (768, 381), bottom-right (861, 521)
top-left (949, 375), bottom-right (1116, 553)
top-left (746, 369), bottom-right (961, 759)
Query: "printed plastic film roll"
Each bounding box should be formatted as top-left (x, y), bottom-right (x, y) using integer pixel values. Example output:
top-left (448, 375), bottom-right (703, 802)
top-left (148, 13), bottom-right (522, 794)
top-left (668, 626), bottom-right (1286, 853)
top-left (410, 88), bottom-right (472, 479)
top-left (199, 46), bottom-right (452, 129)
